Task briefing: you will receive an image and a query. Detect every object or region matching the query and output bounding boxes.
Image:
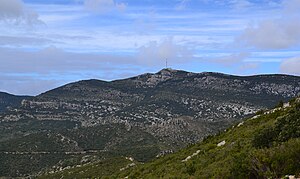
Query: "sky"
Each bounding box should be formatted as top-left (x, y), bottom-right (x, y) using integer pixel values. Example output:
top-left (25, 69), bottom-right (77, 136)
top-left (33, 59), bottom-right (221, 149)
top-left (0, 0), bottom-right (300, 95)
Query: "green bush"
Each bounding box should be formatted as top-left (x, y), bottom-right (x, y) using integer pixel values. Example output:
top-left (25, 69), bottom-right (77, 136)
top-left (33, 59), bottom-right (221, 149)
top-left (185, 161), bottom-right (196, 175)
top-left (276, 112), bottom-right (300, 142)
top-left (252, 139), bottom-right (300, 178)
top-left (252, 127), bottom-right (277, 148)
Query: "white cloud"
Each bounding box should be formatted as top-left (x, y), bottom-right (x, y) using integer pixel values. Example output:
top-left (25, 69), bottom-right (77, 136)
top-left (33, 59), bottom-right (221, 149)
top-left (210, 52), bottom-right (250, 66)
top-left (116, 2), bottom-right (127, 12)
top-left (283, 0), bottom-right (300, 15)
top-left (0, 75), bottom-right (62, 96)
top-left (133, 11), bottom-right (157, 34)
top-left (280, 57), bottom-right (300, 75)
top-left (0, 35), bottom-right (54, 46)
top-left (0, 46), bottom-right (136, 74)
top-left (0, 0), bottom-right (43, 25)
top-left (229, 0), bottom-right (253, 10)
top-left (137, 37), bottom-right (194, 66)
top-left (237, 62), bottom-right (259, 73)
top-left (39, 14), bottom-right (88, 24)
top-left (238, 19), bottom-right (300, 49)
top-left (83, 0), bottom-right (127, 13)
top-left (176, 0), bottom-right (189, 10)
top-left (237, 0), bottom-right (300, 50)
top-left (1, 40), bottom-right (194, 72)
top-left (200, 0), bottom-right (253, 9)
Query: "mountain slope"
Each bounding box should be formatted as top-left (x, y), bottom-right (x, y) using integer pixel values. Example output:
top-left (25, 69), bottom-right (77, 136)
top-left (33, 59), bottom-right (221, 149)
top-left (0, 92), bottom-right (31, 112)
top-left (114, 97), bottom-right (300, 178)
top-left (0, 120), bottom-right (160, 177)
top-left (38, 97), bottom-right (300, 179)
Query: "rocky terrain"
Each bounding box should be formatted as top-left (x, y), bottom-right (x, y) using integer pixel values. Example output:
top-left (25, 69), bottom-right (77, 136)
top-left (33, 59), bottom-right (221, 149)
top-left (0, 69), bottom-right (300, 177)
top-left (40, 97), bottom-right (300, 179)
top-left (112, 97), bottom-right (300, 178)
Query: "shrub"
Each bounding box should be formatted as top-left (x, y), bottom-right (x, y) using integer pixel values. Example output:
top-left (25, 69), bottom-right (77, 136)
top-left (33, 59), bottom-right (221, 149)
top-left (252, 127), bottom-right (277, 148)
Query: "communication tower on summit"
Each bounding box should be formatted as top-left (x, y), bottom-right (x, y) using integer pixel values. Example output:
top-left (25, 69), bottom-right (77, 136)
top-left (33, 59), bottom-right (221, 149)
top-left (166, 58), bottom-right (168, 69)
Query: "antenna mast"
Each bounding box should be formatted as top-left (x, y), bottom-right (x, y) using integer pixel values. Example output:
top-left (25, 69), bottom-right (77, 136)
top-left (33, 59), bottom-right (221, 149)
top-left (166, 58), bottom-right (168, 69)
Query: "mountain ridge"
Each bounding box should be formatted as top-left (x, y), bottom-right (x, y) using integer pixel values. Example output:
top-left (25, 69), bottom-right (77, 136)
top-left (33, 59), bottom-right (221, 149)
top-left (35, 69), bottom-right (300, 100)
top-left (1, 69), bottom-right (300, 177)
top-left (2, 69), bottom-right (299, 97)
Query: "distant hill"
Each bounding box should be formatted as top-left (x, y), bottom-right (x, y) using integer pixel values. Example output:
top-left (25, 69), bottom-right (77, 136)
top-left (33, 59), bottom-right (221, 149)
top-left (0, 92), bottom-right (31, 112)
top-left (0, 69), bottom-right (300, 177)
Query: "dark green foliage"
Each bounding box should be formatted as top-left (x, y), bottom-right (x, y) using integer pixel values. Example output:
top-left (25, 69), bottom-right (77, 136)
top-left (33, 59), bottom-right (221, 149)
top-left (185, 161), bottom-right (196, 175)
top-left (252, 109), bottom-right (300, 149)
top-left (0, 120), bottom-right (159, 177)
top-left (0, 153), bottom-right (68, 177)
top-left (252, 139), bottom-right (300, 178)
top-left (276, 100), bottom-right (284, 108)
top-left (252, 127), bottom-right (278, 148)
top-left (255, 109), bottom-right (265, 115)
top-left (229, 152), bottom-right (254, 178)
top-left (276, 112), bottom-right (300, 142)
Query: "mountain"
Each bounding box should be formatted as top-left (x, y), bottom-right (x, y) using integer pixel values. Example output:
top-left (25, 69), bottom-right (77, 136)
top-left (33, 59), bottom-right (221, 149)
top-left (0, 92), bottom-right (31, 112)
top-left (1, 69), bottom-right (300, 177)
top-left (3, 69), bottom-right (300, 145)
top-left (41, 97), bottom-right (300, 178)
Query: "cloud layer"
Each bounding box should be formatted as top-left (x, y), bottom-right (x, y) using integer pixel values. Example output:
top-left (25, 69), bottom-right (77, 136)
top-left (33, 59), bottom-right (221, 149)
top-left (239, 18), bottom-right (300, 50)
top-left (211, 52), bottom-right (250, 66)
top-left (280, 57), bottom-right (300, 75)
top-left (0, 46), bottom-right (136, 74)
top-left (137, 37), bottom-right (194, 66)
top-left (0, 0), bottom-right (42, 25)
top-left (83, 0), bottom-right (127, 13)
top-left (1, 0), bottom-right (300, 95)
top-left (238, 0), bottom-right (300, 50)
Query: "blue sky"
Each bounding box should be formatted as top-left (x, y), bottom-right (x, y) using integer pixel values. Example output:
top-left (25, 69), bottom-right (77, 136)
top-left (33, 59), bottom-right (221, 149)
top-left (0, 0), bottom-right (300, 95)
